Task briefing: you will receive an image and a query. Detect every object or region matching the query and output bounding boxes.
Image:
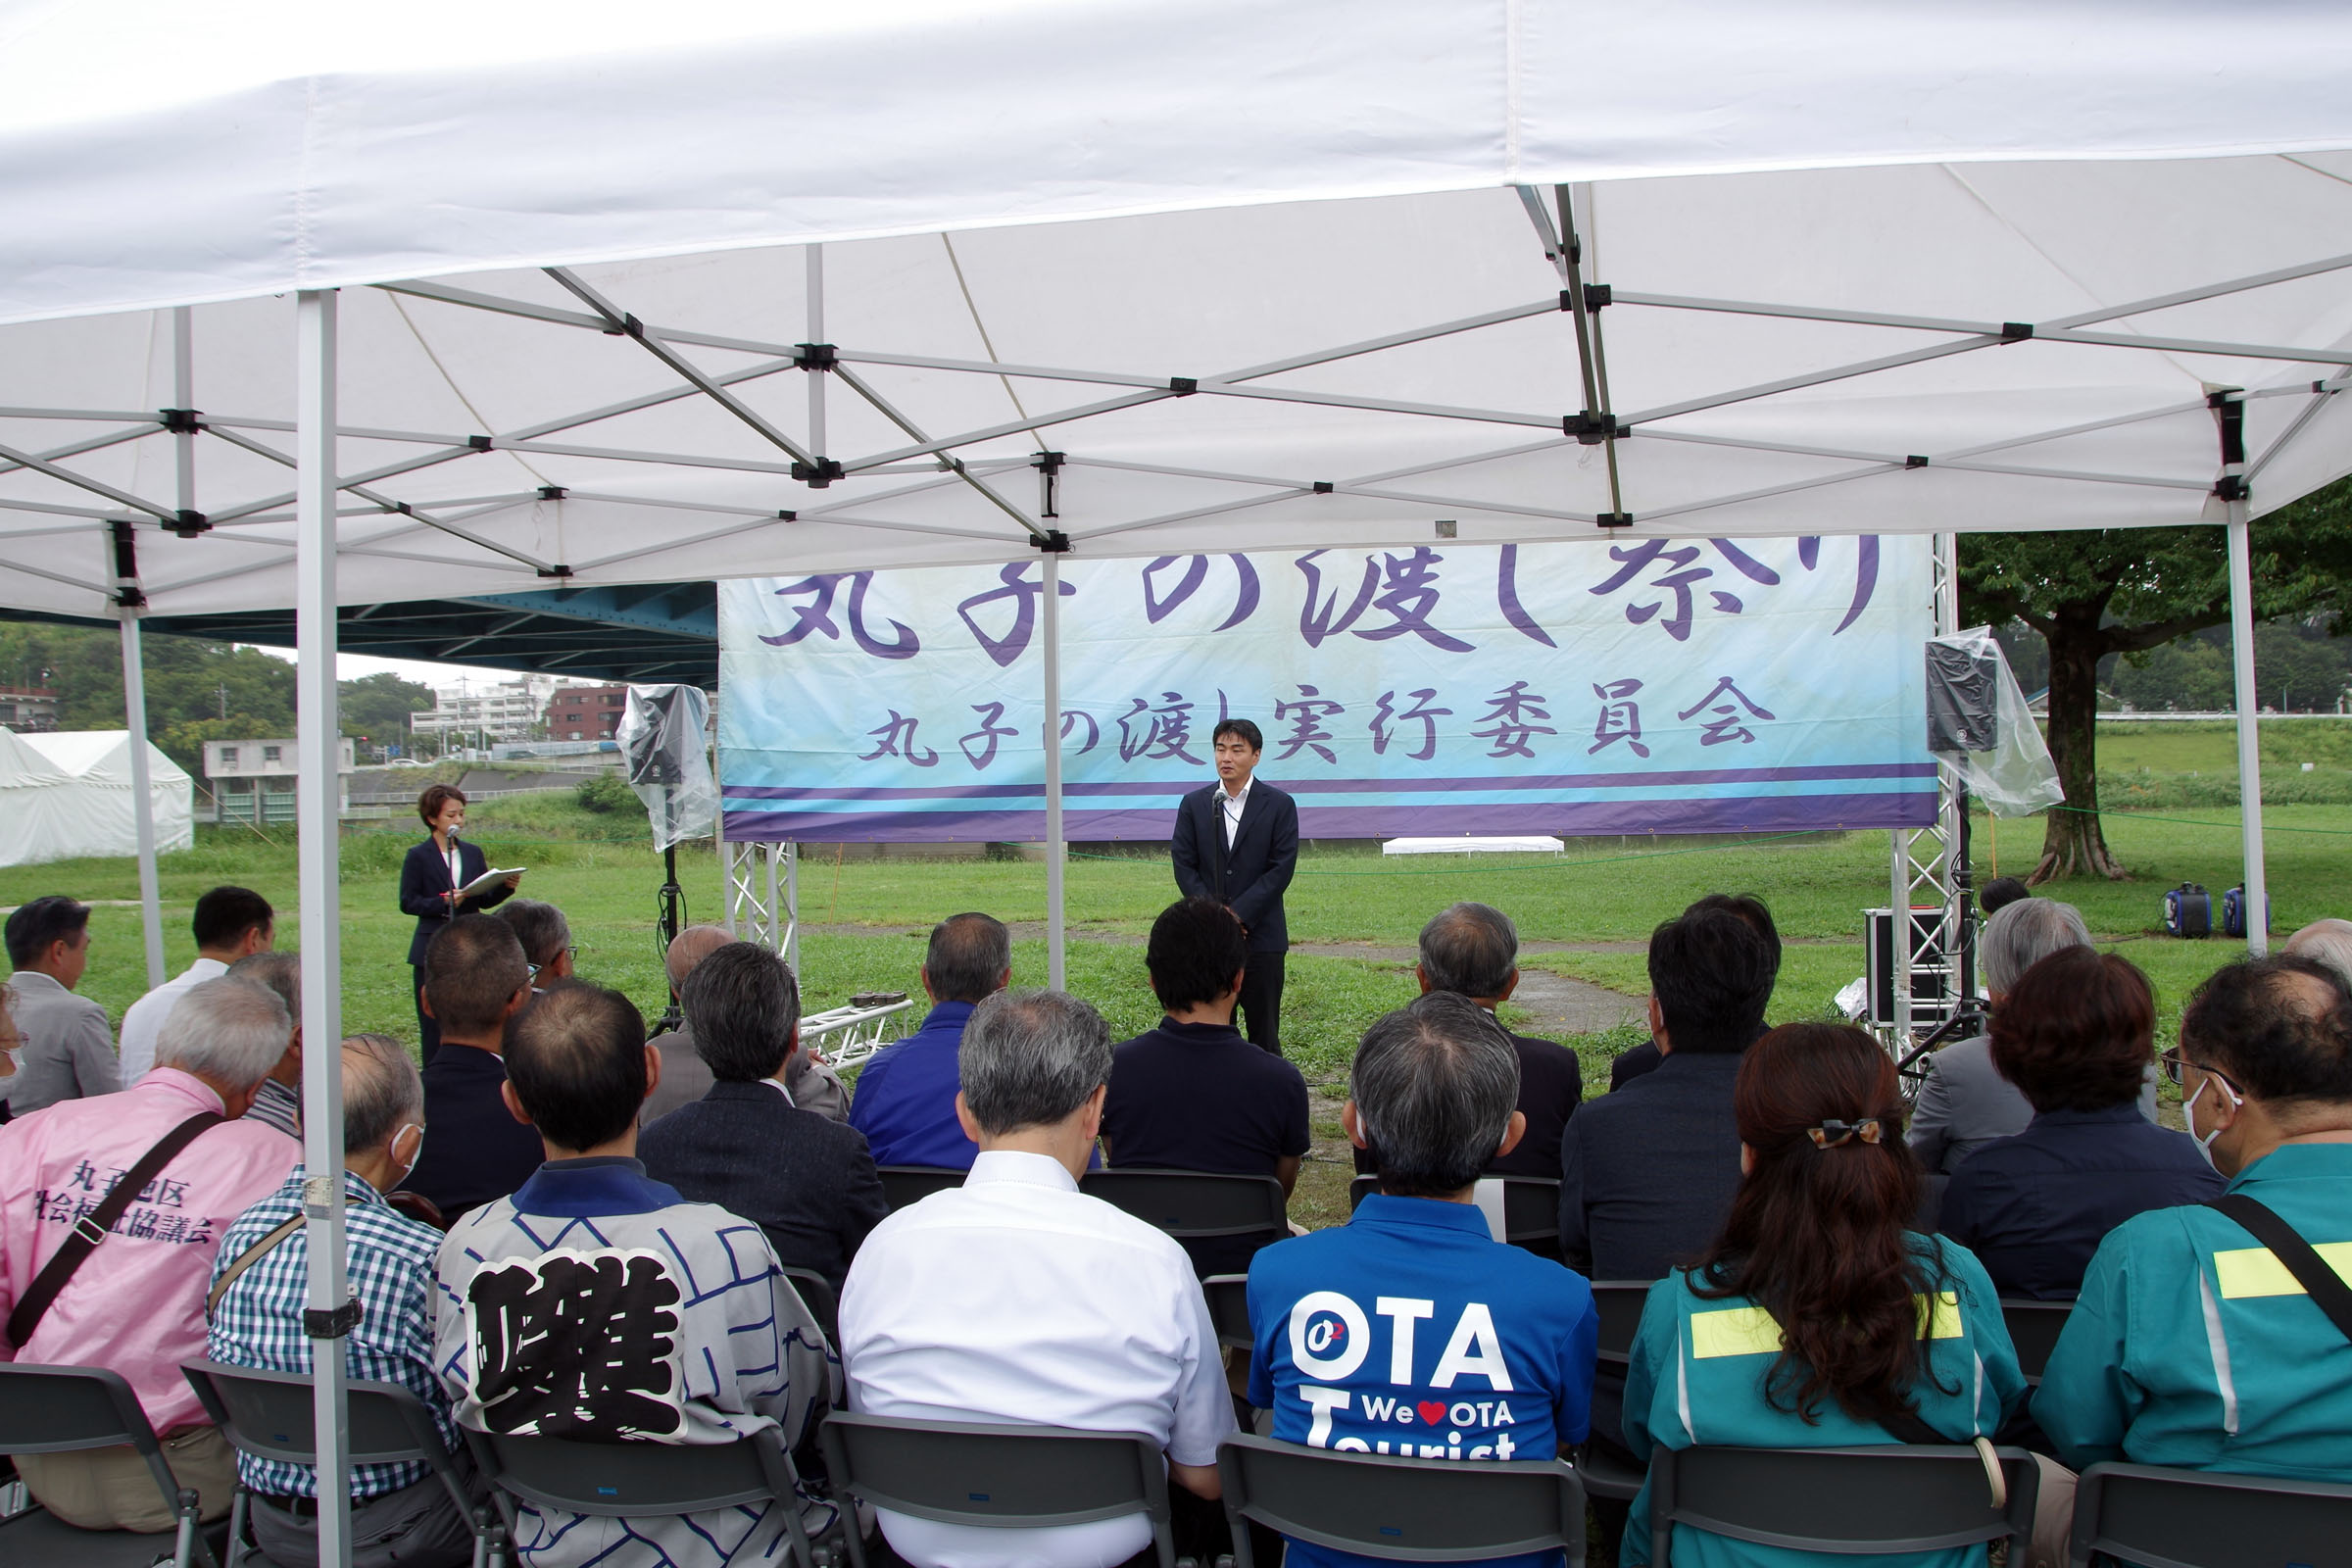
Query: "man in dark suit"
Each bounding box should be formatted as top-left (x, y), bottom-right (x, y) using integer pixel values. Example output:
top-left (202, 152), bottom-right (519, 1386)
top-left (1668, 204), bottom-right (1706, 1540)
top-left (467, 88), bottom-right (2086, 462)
top-left (400, 915), bottom-right (539, 1222)
top-left (1170, 718), bottom-right (1298, 1053)
top-left (1607, 892), bottom-right (1780, 1090)
top-left (639, 942), bottom-right (886, 1296)
top-left (1352, 901), bottom-right (1582, 1181)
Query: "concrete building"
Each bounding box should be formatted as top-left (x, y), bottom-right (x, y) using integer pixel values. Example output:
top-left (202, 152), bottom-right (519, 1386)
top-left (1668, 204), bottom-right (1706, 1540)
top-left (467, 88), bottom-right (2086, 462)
top-left (0, 684), bottom-right (60, 732)
top-left (410, 675), bottom-right (555, 753)
top-left (545, 683), bottom-right (628, 742)
top-left (205, 736), bottom-right (356, 824)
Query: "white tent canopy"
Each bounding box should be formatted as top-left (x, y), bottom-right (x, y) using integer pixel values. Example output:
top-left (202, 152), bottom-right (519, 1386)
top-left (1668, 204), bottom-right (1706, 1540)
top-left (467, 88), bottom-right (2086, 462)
top-left (0, 729), bottom-right (193, 867)
top-left (4, 5), bottom-right (2350, 1557)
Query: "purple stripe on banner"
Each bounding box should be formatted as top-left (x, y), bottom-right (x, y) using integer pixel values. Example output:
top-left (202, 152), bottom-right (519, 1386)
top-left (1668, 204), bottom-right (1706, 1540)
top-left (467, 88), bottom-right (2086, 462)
top-left (720, 760), bottom-right (1937, 804)
top-left (722, 790), bottom-right (1937, 844)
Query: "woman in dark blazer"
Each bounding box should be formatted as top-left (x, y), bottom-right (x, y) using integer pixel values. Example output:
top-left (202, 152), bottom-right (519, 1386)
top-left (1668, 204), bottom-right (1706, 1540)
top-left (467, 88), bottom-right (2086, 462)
top-left (399, 784), bottom-right (517, 1062)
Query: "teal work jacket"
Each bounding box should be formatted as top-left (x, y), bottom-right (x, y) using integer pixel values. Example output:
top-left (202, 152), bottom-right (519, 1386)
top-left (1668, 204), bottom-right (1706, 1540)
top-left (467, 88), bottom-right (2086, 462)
top-left (2034, 1141), bottom-right (2352, 1481)
top-left (1621, 1235), bottom-right (2025, 1568)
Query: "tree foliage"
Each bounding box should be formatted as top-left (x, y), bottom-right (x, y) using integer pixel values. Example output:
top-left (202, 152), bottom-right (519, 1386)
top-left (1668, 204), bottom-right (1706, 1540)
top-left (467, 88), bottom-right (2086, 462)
top-left (1960, 476), bottom-right (2352, 881)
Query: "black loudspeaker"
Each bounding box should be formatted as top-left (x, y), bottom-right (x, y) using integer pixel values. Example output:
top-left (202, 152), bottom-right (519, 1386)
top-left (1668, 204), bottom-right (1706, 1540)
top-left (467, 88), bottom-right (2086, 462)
top-left (1925, 638), bottom-right (1999, 754)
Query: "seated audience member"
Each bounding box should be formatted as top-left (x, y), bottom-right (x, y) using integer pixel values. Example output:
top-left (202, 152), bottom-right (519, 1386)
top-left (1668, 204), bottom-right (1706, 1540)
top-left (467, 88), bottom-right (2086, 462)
top-left (208, 1033), bottom-right (480, 1567)
top-left (1941, 948), bottom-right (2222, 1298)
top-left (400, 915), bottom-right (538, 1221)
top-left (120, 885), bottom-right (275, 1083)
top-left (0, 977), bottom-right (299, 1531)
top-left (639, 942), bottom-right (887, 1295)
top-left (1559, 906), bottom-right (1775, 1279)
top-left (2285, 916), bottom-right (2352, 991)
top-left (1251, 991), bottom-right (1597, 1568)
top-left (1914, 898), bottom-right (2097, 1174)
top-left (497, 898), bottom-right (576, 985)
top-left (848, 911), bottom-right (1012, 1169)
top-left (1, 894), bottom-right (118, 1112)
top-left (840, 990), bottom-right (1233, 1568)
top-left (434, 983), bottom-right (833, 1568)
top-left (1977, 875), bottom-right (2034, 916)
top-left (2037, 955), bottom-right (2352, 1477)
top-left (642, 925), bottom-right (850, 1124)
top-left (228, 950), bottom-right (304, 1142)
top-left (1623, 1023), bottom-right (2026, 1568)
top-left (1102, 897), bottom-right (1310, 1272)
top-left (1609, 894), bottom-right (1779, 1090)
top-left (1370, 901), bottom-right (1582, 1181)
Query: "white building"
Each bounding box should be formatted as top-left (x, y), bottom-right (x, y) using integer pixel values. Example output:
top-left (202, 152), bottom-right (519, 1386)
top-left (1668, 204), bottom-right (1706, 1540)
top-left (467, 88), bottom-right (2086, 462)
top-left (409, 675), bottom-right (555, 751)
top-left (203, 736), bottom-right (356, 824)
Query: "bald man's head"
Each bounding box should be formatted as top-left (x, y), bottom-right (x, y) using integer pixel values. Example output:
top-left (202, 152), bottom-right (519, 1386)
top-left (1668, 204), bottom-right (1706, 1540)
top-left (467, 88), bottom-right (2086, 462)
top-left (2286, 918), bottom-right (2352, 993)
top-left (665, 924), bottom-right (733, 990)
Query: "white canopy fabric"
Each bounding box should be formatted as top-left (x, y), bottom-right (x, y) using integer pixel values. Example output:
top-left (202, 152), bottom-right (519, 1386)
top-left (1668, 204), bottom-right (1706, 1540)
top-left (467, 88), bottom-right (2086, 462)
top-left (0, 729), bottom-right (193, 867)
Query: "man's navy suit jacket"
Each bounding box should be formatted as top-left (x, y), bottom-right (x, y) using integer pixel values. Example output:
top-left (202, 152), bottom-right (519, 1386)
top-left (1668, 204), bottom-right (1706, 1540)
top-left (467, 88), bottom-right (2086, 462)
top-left (637, 1078), bottom-right (888, 1292)
top-left (1171, 780), bottom-right (1298, 953)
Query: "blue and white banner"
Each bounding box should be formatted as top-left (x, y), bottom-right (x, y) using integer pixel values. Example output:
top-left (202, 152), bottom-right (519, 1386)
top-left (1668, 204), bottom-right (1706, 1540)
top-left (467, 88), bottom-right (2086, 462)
top-left (718, 536), bottom-right (1935, 842)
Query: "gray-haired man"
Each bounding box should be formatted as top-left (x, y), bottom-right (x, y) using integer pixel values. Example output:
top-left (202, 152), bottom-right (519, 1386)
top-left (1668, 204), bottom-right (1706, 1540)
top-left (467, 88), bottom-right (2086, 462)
top-left (1910, 897), bottom-right (2157, 1173)
top-left (840, 990), bottom-right (1233, 1568)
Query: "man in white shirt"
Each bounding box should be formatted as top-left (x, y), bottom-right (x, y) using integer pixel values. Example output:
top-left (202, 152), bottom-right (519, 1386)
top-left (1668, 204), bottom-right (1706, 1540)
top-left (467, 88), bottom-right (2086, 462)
top-left (839, 988), bottom-right (1235, 1568)
top-left (118, 886), bottom-right (274, 1084)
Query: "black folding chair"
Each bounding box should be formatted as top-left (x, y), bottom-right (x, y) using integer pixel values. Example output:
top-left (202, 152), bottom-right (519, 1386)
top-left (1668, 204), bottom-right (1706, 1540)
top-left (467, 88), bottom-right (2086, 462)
top-left (1216, 1431), bottom-right (1587, 1567)
top-left (181, 1358), bottom-right (505, 1568)
top-left (1646, 1444), bottom-right (2039, 1568)
top-left (1200, 1273), bottom-right (1254, 1353)
top-left (2070, 1460), bottom-right (2352, 1568)
top-left (1346, 1175), bottom-right (1564, 1258)
top-left (875, 1165), bottom-right (963, 1211)
top-left (781, 1266), bottom-right (842, 1352)
top-left (819, 1411), bottom-right (1180, 1568)
top-left (466, 1424), bottom-right (815, 1568)
top-left (1998, 1298), bottom-right (2073, 1386)
top-left (0, 1362), bottom-right (211, 1567)
top-left (1079, 1169), bottom-right (1289, 1271)
top-left (1348, 1174), bottom-right (1378, 1211)
top-left (1576, 1281), bottom-right (1656, 1502)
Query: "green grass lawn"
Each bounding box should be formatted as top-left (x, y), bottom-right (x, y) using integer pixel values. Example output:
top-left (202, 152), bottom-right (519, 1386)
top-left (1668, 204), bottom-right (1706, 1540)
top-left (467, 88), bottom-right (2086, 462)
top-left (6, 787), bottom-right (2341, 1090)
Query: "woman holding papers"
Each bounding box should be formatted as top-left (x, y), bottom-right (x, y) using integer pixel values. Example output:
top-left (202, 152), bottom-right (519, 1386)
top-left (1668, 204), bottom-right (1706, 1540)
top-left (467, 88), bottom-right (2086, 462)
top-left (399, 784), bottom-right (521, 1063)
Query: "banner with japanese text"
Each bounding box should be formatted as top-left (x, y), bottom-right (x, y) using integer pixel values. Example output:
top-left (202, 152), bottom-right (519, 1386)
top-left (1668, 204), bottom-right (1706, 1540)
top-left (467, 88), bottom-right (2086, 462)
top-left (717, 535), bottom-right (1936, 842)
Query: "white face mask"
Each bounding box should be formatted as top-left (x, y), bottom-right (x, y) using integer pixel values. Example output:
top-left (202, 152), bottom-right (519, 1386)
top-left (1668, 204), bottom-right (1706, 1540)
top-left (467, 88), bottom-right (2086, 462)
top-left (394, 1122), bottom-right (425, 1184)
top-left (2181, 1069), bottom-right (2241, 1165)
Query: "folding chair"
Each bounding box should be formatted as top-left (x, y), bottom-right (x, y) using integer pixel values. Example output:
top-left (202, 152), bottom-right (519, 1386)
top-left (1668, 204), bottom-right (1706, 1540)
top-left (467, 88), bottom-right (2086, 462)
top-left (181, 1359), bottom-right (505, 1568)
top-left (1215, 1431), bottom-right (1587, 1568)
top-left (1079, 1169), bottom-right (1289, 1273)
top-left (1347, 1175), bottom-right (1564, 1259)
top-left (1576, 1281), bottom-right (1656, 1503)
top-left (466, 1424), bottom-right (815, 1568)
top-left (782, 1265), bottom-right (842, 1352)
top-left (1645, 1444), bottom-right (2040, 1568)
top-left (819, 1411), bottom-right (1182, 1568)
top-left (0, 1362), bottom-right (210, 1567)
top-left (1200, 1273), bottom-right (1254, 1353)
top-left (1998, 1298), bottom-right (2073, 1386)
top-left (875, 1165), bottom-right (963, 1211)
top-left (2070, 1461), bottom-right (2352, 1568)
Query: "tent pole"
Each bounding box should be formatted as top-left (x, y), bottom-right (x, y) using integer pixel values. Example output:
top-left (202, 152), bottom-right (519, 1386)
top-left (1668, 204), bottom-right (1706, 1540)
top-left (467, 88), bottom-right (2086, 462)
top-left (2226, 498), bottom-right (2269, 956)
top-left (807, 244), bottom-right (827, 457)
top-left (116, 609), bottom-right (167, 989)
top-left (1043, 550), bottom-right (1066, 991)
top-left (294, 288), bottom-right (355, 1566)
top-left (782, 842), bottom-right (799, 975)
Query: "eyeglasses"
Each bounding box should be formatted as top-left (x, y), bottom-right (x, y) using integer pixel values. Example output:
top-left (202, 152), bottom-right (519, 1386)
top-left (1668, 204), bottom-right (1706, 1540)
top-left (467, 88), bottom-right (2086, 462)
top-left (2160, 1048), bottom-right (2244, 1097)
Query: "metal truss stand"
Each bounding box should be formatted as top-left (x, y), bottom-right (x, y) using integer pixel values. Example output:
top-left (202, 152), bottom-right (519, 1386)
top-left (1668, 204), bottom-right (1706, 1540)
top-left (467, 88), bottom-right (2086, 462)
top-left (1881, 534), bottom-right (1983, 1083)
top-left (725, 839), bottom-right (798, 971)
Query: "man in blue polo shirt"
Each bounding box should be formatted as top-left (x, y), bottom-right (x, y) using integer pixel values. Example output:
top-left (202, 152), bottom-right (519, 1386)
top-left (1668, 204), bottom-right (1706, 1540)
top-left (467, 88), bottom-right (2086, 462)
top-left (1250, 993), bottom-right (1597, 1568)
top-left (849, 912), bottom-right (1010, 1169)
top-left (1102, 896), bottom-right (1310, 1273)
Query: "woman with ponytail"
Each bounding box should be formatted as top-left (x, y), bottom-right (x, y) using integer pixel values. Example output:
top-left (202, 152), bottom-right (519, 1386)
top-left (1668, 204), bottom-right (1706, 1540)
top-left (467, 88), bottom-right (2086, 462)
top-left (1619, 1022), bottom-right (2027, 1568)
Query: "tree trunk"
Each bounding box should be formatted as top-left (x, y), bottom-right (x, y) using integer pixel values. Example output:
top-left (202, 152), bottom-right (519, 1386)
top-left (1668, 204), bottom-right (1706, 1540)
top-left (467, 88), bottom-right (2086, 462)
top-left (2033, 613), bottom-right (2128, 881)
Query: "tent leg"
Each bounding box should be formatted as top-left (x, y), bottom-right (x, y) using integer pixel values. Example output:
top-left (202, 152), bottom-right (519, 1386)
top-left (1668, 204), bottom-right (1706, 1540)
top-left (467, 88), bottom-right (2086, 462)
top-left (783, 842), bottom-right (799, 975)
top-left (2226, 495), bottom-right (2269, 956)
top-left (117, 611), bottom-right (167, 990)
top-left (294, 288), bottom-right (355, 1566)
top-left (1043, 550), bottom-right (1066, 992)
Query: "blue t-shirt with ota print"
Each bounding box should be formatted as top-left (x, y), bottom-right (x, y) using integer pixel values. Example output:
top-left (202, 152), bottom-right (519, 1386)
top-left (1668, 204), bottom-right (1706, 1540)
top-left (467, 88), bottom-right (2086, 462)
top-left (1248, 1195), bottom-right (1599, 1568)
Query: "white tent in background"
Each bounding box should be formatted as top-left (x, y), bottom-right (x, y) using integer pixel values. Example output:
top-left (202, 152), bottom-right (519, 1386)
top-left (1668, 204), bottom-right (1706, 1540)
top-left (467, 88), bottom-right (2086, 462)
top-left (3, 4), bottom-right (2351, 1557)
top-left (0, 729), bottom-right (192, 868)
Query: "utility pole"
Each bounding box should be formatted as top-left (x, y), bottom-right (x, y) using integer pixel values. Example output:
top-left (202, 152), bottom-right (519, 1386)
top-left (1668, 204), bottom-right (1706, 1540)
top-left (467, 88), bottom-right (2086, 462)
top-left (217, 681), bottom-right (228, 720)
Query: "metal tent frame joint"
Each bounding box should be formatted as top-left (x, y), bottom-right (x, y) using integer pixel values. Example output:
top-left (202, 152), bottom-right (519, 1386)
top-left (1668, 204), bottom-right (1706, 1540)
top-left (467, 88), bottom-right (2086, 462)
top-left (1032, 528), bottom-right (1073, 554)
top-left (537, 563), bottom-right (574, 578)
top-left (1567, 410), bottom-right (1618, 443)
top-left (1168, 376), bottom-right (1199, 394)
top-left (1597, 511), bottom-right (1635, 528)
top-left (2000, 321), bottom-right (2035, 341)
top-left (1907, 455), bottom-right (1931, 468)
top-left (1311, 480), bottom-right (1334, 494)
top-left (159, 408), bottom-right (201, 435)
top-left (538, 484), bottom-right (567, 501)
top-left (169, 510), bottom-right (209, 538)
top-left (1560, 282), bottom-right (1613, 311)
top-left (794, 342), bottom-right (838, 369)
top-left (792, 457), bottom-right (845, 485)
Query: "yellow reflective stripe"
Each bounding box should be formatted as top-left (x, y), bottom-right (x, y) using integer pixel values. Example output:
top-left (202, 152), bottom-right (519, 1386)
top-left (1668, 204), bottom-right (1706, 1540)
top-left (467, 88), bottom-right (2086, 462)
top-left (1690, 1293), bottom-right (1963, 1359)
top-left (2214, 1242), bottom-right (2352, 1299)
top-left (1690, 1306), bottom-right (1783, 1360)
top-left (1918, 1291), bottom-right (1964, 1340)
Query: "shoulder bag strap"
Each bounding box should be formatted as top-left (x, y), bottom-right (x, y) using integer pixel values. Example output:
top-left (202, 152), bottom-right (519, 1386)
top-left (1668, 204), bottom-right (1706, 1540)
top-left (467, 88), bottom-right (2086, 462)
top-left (2208, 1192), bottom-right (2352, 1346)
top-left (204, 1213), bottom-right (307, 1320)
top-left (6, 1110), bottom-right (224, 1348)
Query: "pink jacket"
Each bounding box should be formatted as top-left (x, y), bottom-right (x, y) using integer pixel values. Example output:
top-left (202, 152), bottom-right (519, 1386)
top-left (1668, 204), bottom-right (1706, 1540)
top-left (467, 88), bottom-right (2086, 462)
top-left (0, 1069), bottom-right (300, 1432)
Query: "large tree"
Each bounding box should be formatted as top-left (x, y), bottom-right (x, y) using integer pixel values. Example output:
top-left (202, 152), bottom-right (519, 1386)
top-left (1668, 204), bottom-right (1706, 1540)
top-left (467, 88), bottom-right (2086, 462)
top-left (1960, 478), bottom-right (2352, 881)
